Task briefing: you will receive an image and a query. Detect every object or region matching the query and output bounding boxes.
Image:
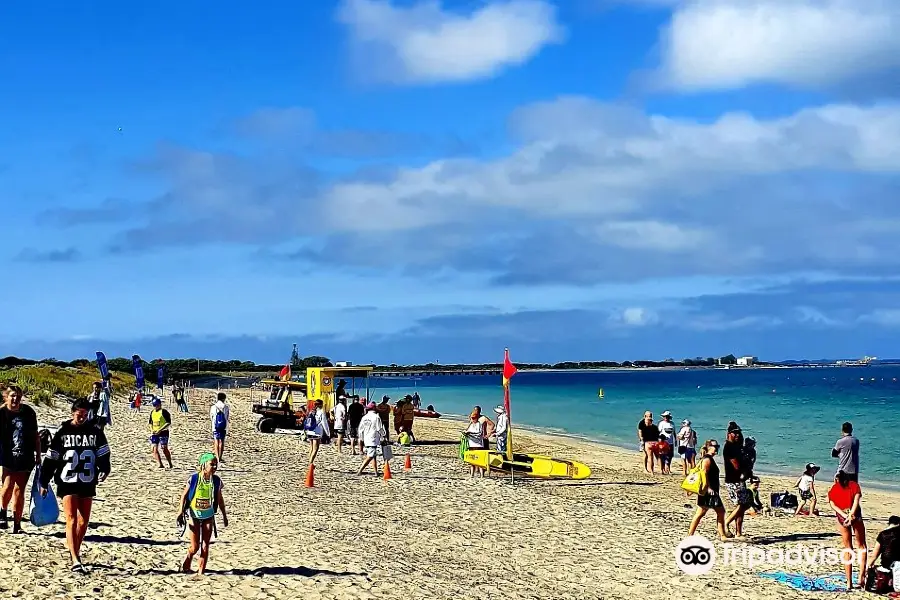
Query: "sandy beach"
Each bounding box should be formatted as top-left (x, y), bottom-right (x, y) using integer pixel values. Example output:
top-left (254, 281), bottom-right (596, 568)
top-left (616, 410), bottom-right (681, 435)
top-left (0, 387), bottom-right (896, 599)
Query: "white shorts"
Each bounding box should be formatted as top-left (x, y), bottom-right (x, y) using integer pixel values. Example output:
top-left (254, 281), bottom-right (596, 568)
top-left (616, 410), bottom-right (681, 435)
top-left (364, 446), bottom-right (378, 458)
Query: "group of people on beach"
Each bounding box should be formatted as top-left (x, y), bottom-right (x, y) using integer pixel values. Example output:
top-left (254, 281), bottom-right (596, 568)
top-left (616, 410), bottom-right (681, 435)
top-left (642, 408), bottom-right (899, 591)
top-left (0, 382), bottom-right (232, 575)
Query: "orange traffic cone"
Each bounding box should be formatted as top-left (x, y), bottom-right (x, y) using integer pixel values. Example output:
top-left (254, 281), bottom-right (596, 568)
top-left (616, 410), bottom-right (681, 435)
top-left (305, 463), bottom-right (315, 488)
top-left (404, 453), bottom-right (412, 471)
top-left (383, 461), bottom-right (392, 481)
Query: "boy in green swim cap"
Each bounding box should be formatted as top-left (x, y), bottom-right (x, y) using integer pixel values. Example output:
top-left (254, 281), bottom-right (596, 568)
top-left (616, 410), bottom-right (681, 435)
top-left (177, 453), bottom-right (228, 575)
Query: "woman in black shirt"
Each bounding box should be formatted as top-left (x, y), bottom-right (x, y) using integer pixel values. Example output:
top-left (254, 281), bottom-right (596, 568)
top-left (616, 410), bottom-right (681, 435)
top-left (0, 385), bottom-right (41, 533)
top-left (39, 399), bottom-right (111, 573)
top-left (688, 439), bottom-right (730, 540)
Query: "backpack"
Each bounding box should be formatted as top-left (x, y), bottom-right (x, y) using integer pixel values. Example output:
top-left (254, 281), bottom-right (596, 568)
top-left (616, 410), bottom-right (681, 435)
top-left (864, 566), bottom-right (893, 594)
top-left (214, 408), bottom-right (227, 432)
top-left (771, 491), bottom-right (799, 510)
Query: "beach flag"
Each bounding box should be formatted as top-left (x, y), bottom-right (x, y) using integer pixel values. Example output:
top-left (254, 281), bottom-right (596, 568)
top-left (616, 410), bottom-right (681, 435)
top-left (502, 348), bottom-right (517, 461)
top-left (132, 354), bottom-right (145, 390)
top-left (96, 351), bottom-right (112, 395)
top-left (157, 364), bottom-right (164, 390)
top-left (279, 364), bottom-right (291, 381)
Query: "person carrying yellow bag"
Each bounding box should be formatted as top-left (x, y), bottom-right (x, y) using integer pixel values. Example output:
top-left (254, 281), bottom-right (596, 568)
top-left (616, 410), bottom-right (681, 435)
top-left (686, 440), bottom-right (732, 541)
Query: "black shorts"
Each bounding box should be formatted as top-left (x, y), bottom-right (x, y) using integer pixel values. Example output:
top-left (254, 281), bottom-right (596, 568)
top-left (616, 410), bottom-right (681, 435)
top-left (348, 424), bottom-right (360, 439)
top-left (698, 492), bottom-right (723, 509)
top-left (800, 490), bottom-right (813, 501)
top-left (56, 482), bottom-right (98, 499)
top-left (0, 462), bottom-right (34, 476)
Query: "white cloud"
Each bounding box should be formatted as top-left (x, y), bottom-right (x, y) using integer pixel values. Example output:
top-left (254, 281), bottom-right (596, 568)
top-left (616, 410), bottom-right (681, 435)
top-left (336, 0), bottom-right (564, 83)
top-left (655, 0), bottom-right (900, 92)
top-left (618, 307), bottom-right (657, 326)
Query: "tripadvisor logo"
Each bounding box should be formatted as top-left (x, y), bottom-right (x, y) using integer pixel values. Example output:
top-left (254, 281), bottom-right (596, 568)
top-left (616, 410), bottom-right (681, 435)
top-left (675, 535), bottom-right (866, 575)
top-left (676, 535), bottom-right (716, 575)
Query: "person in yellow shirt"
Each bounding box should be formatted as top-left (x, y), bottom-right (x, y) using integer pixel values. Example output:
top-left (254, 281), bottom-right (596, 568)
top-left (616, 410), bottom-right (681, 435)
top-left (177, 453), bottom-right (227, 575)
top-left (148, 397), bottom-right (173, 469)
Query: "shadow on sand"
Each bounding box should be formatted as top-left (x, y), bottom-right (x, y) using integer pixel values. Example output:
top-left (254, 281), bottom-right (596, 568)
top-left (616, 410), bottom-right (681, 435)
top-left (127, 566), bottom-right (368, 578)
top-left (753, 531), bottom-right (839, 546)
top-left (48, 533), bottom-right (182, 546)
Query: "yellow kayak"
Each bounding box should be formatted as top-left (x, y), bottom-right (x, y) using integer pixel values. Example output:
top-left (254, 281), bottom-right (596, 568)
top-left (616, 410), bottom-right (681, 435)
top-left (463, 450), bottom-right (591, 480)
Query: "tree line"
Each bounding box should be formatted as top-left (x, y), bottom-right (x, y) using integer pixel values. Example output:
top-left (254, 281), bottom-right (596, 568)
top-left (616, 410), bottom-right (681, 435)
top-left (0, 355), bottom-right (333, 377)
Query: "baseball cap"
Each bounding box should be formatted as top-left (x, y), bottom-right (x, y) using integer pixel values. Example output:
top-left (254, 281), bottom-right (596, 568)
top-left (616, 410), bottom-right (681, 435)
top-left (152, 397), bottom-right (161, 406)
top-left (727, 421), bottom-right (742, 433)
top-left (682, 419), bottom-right (691, 426)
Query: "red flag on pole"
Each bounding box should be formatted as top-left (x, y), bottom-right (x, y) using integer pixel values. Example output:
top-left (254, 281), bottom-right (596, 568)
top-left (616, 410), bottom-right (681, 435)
top-left (502, 348), bottom-right (516, 460)
top-left (279, 365), bottom-right (291, 381)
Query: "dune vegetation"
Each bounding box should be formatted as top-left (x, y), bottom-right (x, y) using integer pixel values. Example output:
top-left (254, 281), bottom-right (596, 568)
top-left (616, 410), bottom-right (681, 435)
top-left (0, 364), bottom-right (135, 406)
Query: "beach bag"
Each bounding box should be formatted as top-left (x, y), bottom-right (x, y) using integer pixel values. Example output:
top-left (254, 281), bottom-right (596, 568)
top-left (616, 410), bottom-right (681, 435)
top-left (864, 566), bottom-right (892, 594)
top-left (458, 434), bottom-right (469, 460)
top-left (771, 491), bottom-right (798, 510)
top-left (29, 468), bottom-right (59, 527)
top-left (214, 408), bottom-right (227, 432)
top-left (681, 460), bottom-right (707, 495)
top-left (381, 442), bottom-right (393, 462)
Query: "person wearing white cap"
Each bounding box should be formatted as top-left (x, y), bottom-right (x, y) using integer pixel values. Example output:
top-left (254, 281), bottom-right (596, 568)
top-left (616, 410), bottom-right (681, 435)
top-left (658, 411), bottom-right (676, 475)
top-left (794, 462), bottom-right (820, 517)
top-left (677, 418), bottom-right (698, 477)
top-left (493, 406), bottom-right (509, 454)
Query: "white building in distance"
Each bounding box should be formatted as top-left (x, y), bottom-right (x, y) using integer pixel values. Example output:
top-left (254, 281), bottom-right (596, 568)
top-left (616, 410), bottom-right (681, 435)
top-left (736, 356), bottom-right (758, 367)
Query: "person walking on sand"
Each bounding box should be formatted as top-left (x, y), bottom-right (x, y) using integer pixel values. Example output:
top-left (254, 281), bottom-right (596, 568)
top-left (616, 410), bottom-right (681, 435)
top-left (377, 396), bottom-right (391, 443)
top-left (723, 422), bottom-right (752, 540)
top-left (493, 405), bottom-right (509, 454)
top-left (305, 399), bottom-right (330, 465)
top-left (209, 393), bottom-right (230, 463)
top-left (677, 419), bottom-right (697, 477)
top-left (687, 440), bottom-right (730, 540)
top-left (832, 422), bottom-right (860, 482)
top-left (39, 399), bottom-right (111, 573)
top-left (637, 411), bottom-right (659, 474)
top-left (332, 396), bottom-right (347, 454)
top-left (347, 396), bottom-right (364, 456)
top-left (356, 402), bottom-right (385, 476)
top-left (148, 397), bottom-right (173, 469)
top-left (87, 382), bottom-right (111, 431)
top-left (0, 385), bottom-right (41, 533)
top-left (795, 463), bottom-right (820, 517)
top-left (658, 411), bottom-right (676, 475)
top-left (828, 470), bottom-right (867, 590)
top-left (177, 453), bottom-right (228, 575)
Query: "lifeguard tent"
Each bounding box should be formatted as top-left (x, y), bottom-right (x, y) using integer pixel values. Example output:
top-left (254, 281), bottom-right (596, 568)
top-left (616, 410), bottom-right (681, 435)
top-left (305, 366), bottom-right (374, 412)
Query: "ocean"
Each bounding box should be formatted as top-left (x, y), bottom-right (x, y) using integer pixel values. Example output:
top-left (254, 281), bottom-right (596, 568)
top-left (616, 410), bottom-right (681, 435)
top-left (372, 365), bottom-right (900, 489)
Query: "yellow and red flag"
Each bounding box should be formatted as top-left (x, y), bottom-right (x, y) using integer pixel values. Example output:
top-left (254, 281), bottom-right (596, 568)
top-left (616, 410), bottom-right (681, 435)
top-left (502, 348), bottom-right (517, 460)
top-left (279, 364), bottom-right (291, 381)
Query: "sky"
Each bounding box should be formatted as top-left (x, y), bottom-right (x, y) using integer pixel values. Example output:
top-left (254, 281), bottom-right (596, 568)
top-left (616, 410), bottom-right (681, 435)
top-left (1, 0), bottom-right (899, 364)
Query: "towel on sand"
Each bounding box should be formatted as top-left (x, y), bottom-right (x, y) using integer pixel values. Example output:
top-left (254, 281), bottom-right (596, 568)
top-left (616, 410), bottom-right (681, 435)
top-left (759, 571), bottom-right (847, 592)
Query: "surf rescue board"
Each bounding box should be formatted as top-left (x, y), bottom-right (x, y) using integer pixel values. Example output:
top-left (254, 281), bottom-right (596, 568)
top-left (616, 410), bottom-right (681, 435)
top-left (463, 450), bottom-right (591, 480)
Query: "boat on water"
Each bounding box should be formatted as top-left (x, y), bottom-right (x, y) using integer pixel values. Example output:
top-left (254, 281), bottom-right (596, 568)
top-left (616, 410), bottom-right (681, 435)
top-left (836, 356), bottom-right (876, 366)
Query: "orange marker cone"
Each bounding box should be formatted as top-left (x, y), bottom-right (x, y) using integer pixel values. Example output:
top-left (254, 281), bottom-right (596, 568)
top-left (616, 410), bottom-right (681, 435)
top-left (383, 461), bottom-right (392, 481)
top-left (305, 463), bottom-right (315, 488)
top-left (404, 453), bottom-right (412, 471)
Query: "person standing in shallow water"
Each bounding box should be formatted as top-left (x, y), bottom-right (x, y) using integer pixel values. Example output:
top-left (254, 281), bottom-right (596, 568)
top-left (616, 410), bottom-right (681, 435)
top-left (0, 385), bottom-right (41, 533)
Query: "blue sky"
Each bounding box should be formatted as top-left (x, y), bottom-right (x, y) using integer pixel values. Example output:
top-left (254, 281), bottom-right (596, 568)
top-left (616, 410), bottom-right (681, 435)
top-left (2, 0), bottom-right (899, 364)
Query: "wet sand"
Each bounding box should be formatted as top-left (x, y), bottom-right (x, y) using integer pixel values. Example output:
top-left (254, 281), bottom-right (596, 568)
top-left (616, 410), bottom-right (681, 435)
top-left (0, 387), bottom-right (895, 599)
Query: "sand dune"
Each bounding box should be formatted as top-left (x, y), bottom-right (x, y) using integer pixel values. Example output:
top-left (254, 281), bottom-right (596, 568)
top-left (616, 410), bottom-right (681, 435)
top-left (0, 387), bottom-right (895, 599)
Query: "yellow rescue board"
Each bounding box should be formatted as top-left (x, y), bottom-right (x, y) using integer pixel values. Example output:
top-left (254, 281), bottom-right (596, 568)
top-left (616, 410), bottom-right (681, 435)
top-left (463, 450), bottom-right (591, 480)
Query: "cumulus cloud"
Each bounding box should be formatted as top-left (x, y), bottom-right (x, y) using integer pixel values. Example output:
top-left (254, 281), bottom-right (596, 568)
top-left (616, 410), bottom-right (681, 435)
top-left (647, 0), bottom-right (900, 93)
top-left (336, 0), bottom-right (564, 83)
top-left (51, 96), bottom-right (900, 284)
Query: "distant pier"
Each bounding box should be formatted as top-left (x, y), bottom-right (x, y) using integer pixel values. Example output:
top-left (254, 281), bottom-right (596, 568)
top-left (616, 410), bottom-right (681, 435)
top-left (372, 369), bottom-right (501, 377)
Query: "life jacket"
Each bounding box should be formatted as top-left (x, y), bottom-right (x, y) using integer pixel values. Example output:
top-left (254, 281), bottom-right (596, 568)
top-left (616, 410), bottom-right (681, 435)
top-left (187, 473), bottom-right (221, 520)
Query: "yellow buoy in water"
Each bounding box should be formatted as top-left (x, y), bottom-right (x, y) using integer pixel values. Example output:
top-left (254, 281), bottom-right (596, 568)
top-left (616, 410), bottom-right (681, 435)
top-left (598, 388), bottom-right (604, 399)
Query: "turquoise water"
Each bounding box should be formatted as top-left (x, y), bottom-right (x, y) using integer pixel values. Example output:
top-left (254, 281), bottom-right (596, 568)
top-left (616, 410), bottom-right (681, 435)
top-left (372, 366), bottom-right (900, 488)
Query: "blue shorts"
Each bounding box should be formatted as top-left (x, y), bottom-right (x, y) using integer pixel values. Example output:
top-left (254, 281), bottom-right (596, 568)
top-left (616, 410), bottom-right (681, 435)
top-left (679, 447), bottom-right (696, 460)
top-left (150, 432), bottom-right (170, 446)
top-left (213, 429), bottom-right (227, 441)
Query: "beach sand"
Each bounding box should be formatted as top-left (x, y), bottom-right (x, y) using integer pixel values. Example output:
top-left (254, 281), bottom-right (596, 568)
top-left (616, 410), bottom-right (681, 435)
top-left (1, 387), bottom-right (895, 599)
